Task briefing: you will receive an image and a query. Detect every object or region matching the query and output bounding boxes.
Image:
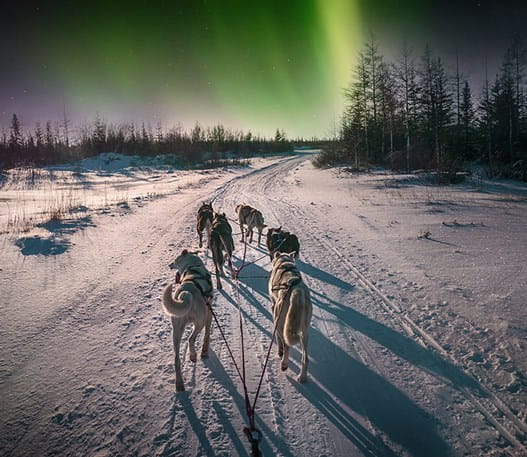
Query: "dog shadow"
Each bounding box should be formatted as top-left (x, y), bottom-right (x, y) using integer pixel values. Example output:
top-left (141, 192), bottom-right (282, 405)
top-left (157, 391), bottom-right (213, 456)
top-left (218, 289), bottom-right (272, 337)
top-left (293, 325), bottom-right (453, 457)
top-left (212, 258), bottom-right (453, 455)
top-left (235, 261), bottom-right (270, 295)
top-left (204, 350), bottom-right (296, 457)
top-left (296, 258), bottom-right (355, 292)
top-left (312, 293), bottom-right (482, 394)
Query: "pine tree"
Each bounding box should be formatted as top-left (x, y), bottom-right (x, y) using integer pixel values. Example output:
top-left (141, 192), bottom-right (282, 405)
top-left (62, 106), bottom-right (70, 147)
top-left (378, 62), bottom-right (397, 161)
top-left (460, 80), bottom-right (475, 158)
top-left (395, 43), bottom-right (420, 171)
top-left (478, 58), bottom-right (493, 166)
top-left (419, 46), bottom-right (453, 167)
top-left (9, 114), bottom-right (22, 149)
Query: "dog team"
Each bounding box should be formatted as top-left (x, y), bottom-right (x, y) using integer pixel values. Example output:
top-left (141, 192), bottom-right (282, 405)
top-left (161, 201), bottom-right (312, 391)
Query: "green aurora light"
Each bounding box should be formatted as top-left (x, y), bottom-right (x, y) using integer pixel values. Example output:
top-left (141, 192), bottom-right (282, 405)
top-left (3, 0), bottom-right (523, 137)
top-left (24, 0), bottom-right (365, 137)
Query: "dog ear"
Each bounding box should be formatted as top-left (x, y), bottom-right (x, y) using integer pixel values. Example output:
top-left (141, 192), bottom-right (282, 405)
top-left (181, 249), bottom-right (188, 256)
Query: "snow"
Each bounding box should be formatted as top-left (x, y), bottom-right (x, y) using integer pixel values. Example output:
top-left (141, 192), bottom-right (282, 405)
top-left (1, 152), bottom-right (526, 456)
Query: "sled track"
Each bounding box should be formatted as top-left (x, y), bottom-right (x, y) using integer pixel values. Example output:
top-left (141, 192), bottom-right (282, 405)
top-left (283, 201), bottom-right (527, 456)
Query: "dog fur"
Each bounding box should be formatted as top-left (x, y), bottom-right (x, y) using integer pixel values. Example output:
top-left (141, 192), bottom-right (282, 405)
top-left (196, 202), bottom-right (214, 248)
top-left (162, 250), bottom-right (213, 392)
top-left (210, 212), bottom-right (235, 289)
top-left (235, 203), bottom-right (266, 246)
top-left (268, 252), bottom-right (312, 383)
top-left (266, 226), bottom-right (300, 260)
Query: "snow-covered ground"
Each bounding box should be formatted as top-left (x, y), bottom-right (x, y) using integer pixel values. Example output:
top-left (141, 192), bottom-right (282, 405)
top-left (0, 153), bottom-right (254, 236)
top-left (1, 152), bottom-right (526, 457)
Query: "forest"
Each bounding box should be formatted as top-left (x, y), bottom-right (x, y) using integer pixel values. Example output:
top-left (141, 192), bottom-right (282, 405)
top-left (324, 35), bottom-right (527, 181)
top-left (0, 117), bottom-right (295, 169)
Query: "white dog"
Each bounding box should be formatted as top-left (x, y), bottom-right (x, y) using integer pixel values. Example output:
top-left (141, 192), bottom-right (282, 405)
top-left (268, 252), bottom-right (312, 382)
top-left (162, 250), bottom-right (213, 392)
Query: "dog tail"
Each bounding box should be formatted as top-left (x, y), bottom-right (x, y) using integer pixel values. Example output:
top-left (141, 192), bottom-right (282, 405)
top-left (162, 284), bottom-right (192, 318)
top-left (284, 286), bottom-right (308, 346)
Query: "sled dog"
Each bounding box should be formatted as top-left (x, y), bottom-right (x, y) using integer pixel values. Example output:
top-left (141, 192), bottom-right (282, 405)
top-left (210, 212), bottom-right (235, 289)
top-left (235, 203), bottom-right (266, 246)
top-left (266, 226), bottom-right (300, 260)
top-left (196, 201), bottom-right (214, 248)
top-left (268, 252), bottom-right (312, 383)
top-left (162, 250), bottom-right (213, 392)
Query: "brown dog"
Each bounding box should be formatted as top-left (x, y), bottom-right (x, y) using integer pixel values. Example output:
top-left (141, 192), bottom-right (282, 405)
top-left (235, 203), bottom-right (266, 246)
top-left (196, 201), bottom-right (214, 248)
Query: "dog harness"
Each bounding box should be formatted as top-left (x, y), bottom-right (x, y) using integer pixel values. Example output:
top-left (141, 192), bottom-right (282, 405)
top-left (177, 265), bottom-right (213, 300)
top-left (212, 217), bottom-right (232, 235)
top-left (271, 262), bottom-right (302, 291)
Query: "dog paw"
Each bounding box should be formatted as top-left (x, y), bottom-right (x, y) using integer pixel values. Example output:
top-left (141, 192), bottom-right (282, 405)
top-left (296, 374), bottom-right (307, 383)
top-left (201, 351), bottom-right (209, 359)
top-left (176, 383), bottom-right (185, 392)
top-left (281, 362), bottom-right (288, 371)
top-left (189, 353), bottom-right (197, 363)
top-left (277, 350), bottom-right (283, 358)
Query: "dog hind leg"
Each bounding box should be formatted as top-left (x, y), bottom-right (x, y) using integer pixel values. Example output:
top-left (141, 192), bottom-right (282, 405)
top-left (188, 322), bottom-right (203, 363)
top-left (276, 334), bottom-right (284, 358)
top-left (274, 297), bottom-right (289, 370)
top-left (281, 343), bottom-right (290, 371)
top-left (239, 219), bottom-right (244, 242)
top-left (201, 306), bottom-right (212, 358)
top-left (297, 332), bottom-right (309, 383)
top-left (212, 240), bottom-right (223, 290)
top-left (172, 319), bottom-right (186, 392)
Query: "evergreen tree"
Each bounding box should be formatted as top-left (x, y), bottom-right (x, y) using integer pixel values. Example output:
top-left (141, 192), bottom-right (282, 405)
top-left (419, 47), bottom-right (453, 167)
top-left (460, 80), bottom-right (475, 158)
top-left (9, 114), bottom-right (22, 149)
top-left (395, 43), bottom-right (420, 171)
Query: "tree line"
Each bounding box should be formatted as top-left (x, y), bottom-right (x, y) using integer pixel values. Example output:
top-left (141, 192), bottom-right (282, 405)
top-left (0, 115), bottom-right (295, 170)
top-left (337, 34), bottom-right (527, 179)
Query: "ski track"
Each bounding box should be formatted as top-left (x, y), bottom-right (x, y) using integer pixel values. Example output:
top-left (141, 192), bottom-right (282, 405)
top-left (1, 154), bottom-right (525, 457)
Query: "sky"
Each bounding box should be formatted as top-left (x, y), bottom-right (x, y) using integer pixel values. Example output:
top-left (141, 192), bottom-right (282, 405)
top-left (1, 0), bottom-right (526, 138)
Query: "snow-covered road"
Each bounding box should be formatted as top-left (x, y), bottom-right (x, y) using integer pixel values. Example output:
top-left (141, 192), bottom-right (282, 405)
top-left (1, 153), bottom-right (526, 457)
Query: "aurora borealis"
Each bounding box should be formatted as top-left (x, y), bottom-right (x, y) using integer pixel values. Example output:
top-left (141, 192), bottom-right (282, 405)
top-left (1, 0), bottom-right (526, 137)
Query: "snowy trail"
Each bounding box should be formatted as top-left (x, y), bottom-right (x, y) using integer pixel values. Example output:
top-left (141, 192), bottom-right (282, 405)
top-left (1, 153), bottom-right (526, 457)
